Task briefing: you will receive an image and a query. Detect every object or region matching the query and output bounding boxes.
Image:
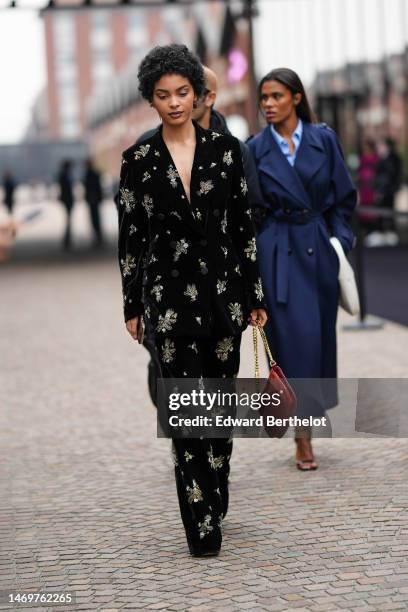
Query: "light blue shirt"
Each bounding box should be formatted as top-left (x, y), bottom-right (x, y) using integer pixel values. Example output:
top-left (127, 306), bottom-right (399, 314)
top-left (270, 119), bottom-right (303, 167)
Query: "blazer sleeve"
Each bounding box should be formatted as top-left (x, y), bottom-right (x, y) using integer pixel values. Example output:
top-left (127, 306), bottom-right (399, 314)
top-left (324, 128), bottom-right (358, 253)
top-left (228, 139), bottom-right (267, 312)
top-left (117, 152), bottom-right (149, 321)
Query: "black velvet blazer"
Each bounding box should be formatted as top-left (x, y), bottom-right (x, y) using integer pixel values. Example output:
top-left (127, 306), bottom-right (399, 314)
top-left (118, 121), bottom-right (266, 338)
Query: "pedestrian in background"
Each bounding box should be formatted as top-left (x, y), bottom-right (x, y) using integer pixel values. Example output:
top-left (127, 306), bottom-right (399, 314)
top-left (248, 68), bottom-right (357, 470)
top-left (2, 171), bottom-right (16, 214)
top-left (83, 158), bottom-right (104, 247)
top-left (357, 139), bottom-right (379, 233)
top-left (117, 44), bottom-right (267, 556)
top-left (57, 160), bottom-right (75, 250)
top-left (376, 137), bottom-right (401, 242)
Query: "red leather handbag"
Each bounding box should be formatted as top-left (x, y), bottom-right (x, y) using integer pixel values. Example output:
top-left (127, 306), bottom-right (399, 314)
top-left (253, 322), bottom-right (297, 438)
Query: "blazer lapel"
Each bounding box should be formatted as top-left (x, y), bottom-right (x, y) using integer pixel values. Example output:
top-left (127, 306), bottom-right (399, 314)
top-left (257, 126), bottom-right (311, 207)
top-left (294, 123), bottom-right (326, 187)
top-left (152, 124), bottom-right (207, 236)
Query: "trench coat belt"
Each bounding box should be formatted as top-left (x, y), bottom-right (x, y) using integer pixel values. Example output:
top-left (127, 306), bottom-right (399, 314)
top-left (273, 209), bottom-right (323, 305)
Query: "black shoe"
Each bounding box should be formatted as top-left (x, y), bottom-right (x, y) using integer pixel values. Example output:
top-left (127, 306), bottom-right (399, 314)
top-left (187, 541), bottom-right (220, 557)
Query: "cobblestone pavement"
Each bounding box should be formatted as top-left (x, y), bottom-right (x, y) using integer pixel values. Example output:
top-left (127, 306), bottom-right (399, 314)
top-left (1, 200), bottom-right (408, 611)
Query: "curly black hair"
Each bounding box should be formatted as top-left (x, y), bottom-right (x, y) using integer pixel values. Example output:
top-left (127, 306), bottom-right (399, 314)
top-left (137, 44), bottom-right (205, 102)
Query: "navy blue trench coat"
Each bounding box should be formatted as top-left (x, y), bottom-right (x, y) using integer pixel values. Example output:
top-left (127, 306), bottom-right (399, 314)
top-left (247, 122), bottom-right (357, 413)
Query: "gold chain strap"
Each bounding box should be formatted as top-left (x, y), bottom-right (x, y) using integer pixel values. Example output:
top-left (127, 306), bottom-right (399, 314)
top-left (252, 322), bottom-right (276, 378)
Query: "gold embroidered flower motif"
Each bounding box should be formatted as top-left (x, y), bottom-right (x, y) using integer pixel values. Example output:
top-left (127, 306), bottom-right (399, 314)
top-left (173, 238), bottom-right (189, 262)
top-left (240, 177), bottom-right (248, 195)
top-left (234, 264), bottom-right (242, 276)
top-left (207, 449), bottom-right (225, 469)
top-left (149, 253), bottom-right (157, 264)
top-left (144, 305), bottom-right (151, 319)
top-left (254, 278), bottom-right (264, 301)
top-left (244, 237), bottom-right (257, 262)
top-left (221, 210), bottom-right (227, 233)
top-left (216, 279), bottom-right (227, 295)
top-left (129, 224), bottom-right (137, 235)
top-left (220, 171), bottom-right (227, 179)
top-left (215, 337), bottom-right (234, 361)
top-left (134, 144), bottom-right (150, 160)
top-left (142, 171), bottom-right (151, 182)
top-left (121, 254), bottom-right (136, 277)
top-left (198, 515), bottom-right (214, 539)
top-left (120, 188), bottom-right (135, 213)
top-left (210, 162), bottom-right (217, 168)
top-left (197, 180), bottom-right (214, 196)
top-left (228, 302), bottom-right (243, 326)
top-left (184, 450), bottom-right (194, 462)
top-left (184, 283), bottom-right (198, 302)
top-left (195, 316), bottom-right (202, 325)
top-left (211, 131), bottom-right (221, 140)
top-left (221, 246), bottom-right (228, 258)
top-left (167, 164), bottom-right (179, 188)
top-left (162, 338), bottom-right (176, 363)
top-left (186, 479), bottom-right (203, 504)
top-left (154, 150), bottom-right (160, 157)
top-left (223, 150), bottom-right (233, 165)
top-left (156, 309), bottom-right (178, 333)
top-left (151, 283), bottom-right (163, 302)
top-left (195, 209), bottom-right (202, 220)
top-left (142, 194), bottom-right (154, 217)
top-left (170, 210), bottom-right (182, 220)
top-left (188, 341), bottom-right (198, 354)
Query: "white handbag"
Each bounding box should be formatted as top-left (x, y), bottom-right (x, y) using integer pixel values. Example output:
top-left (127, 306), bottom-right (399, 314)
top-left (329, 237), bottom-right (360, 316)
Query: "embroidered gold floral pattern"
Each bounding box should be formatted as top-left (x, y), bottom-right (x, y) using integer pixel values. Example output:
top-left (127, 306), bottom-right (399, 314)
top-left (121, 254), bottom-right (136, 277)
top-left (228, 302), bottom-right (243, 326)
top-left (186, 479), bottom-right (203, 504)
top-left (215, 337), bottom-right (234, 361)
top-left (184, 284), bottom-right (198, 302)
top-left (240, 177), bottom-right (248, 195)
top-left (207, 449), bottom-right (225, 469)
top-left (198, 514), bottom-right (213, 539)
top-left (216, 279), bottom-right (227, 294)
top-left (223, 150), bottom-right (233, 165)
top-left (244, 237), bottom-right (257, 262)
top-left (184, 450), bottom-right (194, 462)
top-left (197, 180), bottom-right (214, 196)
top-left (134, 144), bottom-right (150, 160)
top-left (162, 338), bottom-right (176, 363)
top-left (142, 194), bottom-right (154, 217)
top-left (151, 282), bottom-right (164, 302)
top-left (120, 188), bottom-right (135, 213)
top-left (156, 309), bottom-right (178, 333)
top-left (167, 164), bottom-right (179, 188)
top-left (173, 238), bottom-right (189, 262)
top-left (254, 278), bottom-right (264, 301)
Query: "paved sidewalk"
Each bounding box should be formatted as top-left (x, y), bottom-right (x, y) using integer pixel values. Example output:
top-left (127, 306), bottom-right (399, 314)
top-left (1, 201), bottom-right (408, 611)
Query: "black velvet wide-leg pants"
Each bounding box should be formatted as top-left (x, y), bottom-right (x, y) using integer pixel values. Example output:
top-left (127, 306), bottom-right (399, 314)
top-left (154, 333), bottom-right (241, 553)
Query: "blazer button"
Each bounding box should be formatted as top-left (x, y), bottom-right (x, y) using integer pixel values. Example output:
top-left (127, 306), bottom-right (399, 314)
top-left (213, 209), bottom-right (220, 217)
top-left (199, 239), bottom-right (207, 247)
top-left (157, 213), bottom-right (165, 221)
top-left (200, 267), bottom-right (208, 275)
top-left (307, 248), bottom-right (314, 255)
top-left (288, 248), bottom-right (293, 255)
top-left (284, 208), bottom-right (291, 214)
top-left (169, 240), bottom-right (177, 248)
top-left (171, 269), bottom-right (179, 278)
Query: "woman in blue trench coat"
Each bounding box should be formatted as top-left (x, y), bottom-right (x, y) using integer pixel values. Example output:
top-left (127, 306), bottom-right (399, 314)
top-left (247, 68), bottom-right (357, 470)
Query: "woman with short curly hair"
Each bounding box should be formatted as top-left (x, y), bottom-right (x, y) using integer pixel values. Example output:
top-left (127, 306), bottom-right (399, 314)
top-left (117, 44), bottom-right (267, 556)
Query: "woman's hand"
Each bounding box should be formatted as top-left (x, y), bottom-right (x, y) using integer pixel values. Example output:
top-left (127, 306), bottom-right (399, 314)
top-left (126, 316), bottom-right (145, 343)
top-left (248, 308), bottom-right (268, 327)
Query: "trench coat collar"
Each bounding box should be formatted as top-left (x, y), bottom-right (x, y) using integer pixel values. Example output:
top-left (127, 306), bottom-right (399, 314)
top-left (151, 120), bottom-right (215, 236)
top-left (256, 122), bottom-right (326, 208)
